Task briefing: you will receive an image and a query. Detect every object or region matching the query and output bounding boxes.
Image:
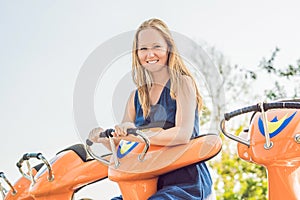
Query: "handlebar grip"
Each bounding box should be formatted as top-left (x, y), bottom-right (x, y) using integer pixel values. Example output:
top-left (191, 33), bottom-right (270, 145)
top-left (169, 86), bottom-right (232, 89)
top-left (99, 128), bottom-right (138, 137)
top-left (86, 139), bottom-right (93, 146)
top-left (86, 128), bottom-right (115, 147)
top-left (86, 128), bottom-right (141, 147)
top-left (16, 162), bottom-right (22, 168)
top-left (100, 128), bottom-right (114, 138)
top-left (16, 153), bottom-right (43, 168)
top-left (23, 153), bottom-right (42, 160)
top-left (264, 102), bottom-right (300, 110)
top-left (99, 131), bottom-right (107, 138)
top-left (224, 101), bottom-right (300, 121)
top-left (127, 128), bottom-right (138, 136)
top-left (224, 104), bottom-right (259, 121)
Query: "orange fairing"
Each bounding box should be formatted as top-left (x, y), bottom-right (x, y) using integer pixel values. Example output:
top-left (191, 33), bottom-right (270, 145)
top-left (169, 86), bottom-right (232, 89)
top-left (4, 136), bottom-right (221, 200)
top-left (31, 150), bottom-right (108, 199)
top-left (4, 171), bottom-right (36, 200)
top-left (237, 109), bottom-right (300, 200)
top-left (108, 134), bottom-right (222, 200)
top-left (8, 144), bottom-right (109, 200)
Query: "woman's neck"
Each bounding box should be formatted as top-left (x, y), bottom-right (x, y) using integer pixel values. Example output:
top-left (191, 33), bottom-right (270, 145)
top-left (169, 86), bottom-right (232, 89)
top-left (151, 68), bottom-right (170, 86)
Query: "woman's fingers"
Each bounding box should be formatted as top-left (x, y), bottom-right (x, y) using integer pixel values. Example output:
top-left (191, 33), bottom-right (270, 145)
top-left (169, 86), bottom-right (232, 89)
top-left (113, 126), bottom-right (120, 137)
top-left (114, 125), bottom-right (126, 137)
top-left (89, 123), bottom-right (136, 141)
top-left (88, 127), bottom-right (104, 142)
top-left (114, 122), bottom-right (136, 137)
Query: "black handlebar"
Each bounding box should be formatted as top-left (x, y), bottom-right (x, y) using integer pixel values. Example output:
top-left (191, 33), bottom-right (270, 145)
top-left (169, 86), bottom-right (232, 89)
top-left (86, 128), bottom-right (139, 146)
top-left (99, 128), bottom-right (114, 138)
top-left (86, 126), bottom-right (152, 164)
top-left (221, 101), bottom-right (300, 146)
top-left (86, 121), bottom-right (174, 146)
top-left (16, 153), bottom-right (43, 168)
top-left (224, 102), bottom-right (300, 121)
top-left (127, 128), bottom-right (138, 136)
top-left (15, 152), bottom-right (54, 182)
top-left (224, 104), bottom-right (259, 121)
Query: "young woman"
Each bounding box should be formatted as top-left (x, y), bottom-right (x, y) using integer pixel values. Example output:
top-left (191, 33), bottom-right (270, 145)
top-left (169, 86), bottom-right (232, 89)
top-left (90, 18), bottom-right (215, 200)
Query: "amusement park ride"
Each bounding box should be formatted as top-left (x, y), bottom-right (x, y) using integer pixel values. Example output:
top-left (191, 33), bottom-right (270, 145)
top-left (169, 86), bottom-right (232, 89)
top-left (1, 101), bottom-right (300, 200)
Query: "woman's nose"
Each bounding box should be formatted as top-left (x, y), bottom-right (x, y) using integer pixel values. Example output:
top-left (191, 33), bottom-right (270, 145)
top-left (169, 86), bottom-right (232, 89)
top-left (147, 49), bottom-right (155, 57)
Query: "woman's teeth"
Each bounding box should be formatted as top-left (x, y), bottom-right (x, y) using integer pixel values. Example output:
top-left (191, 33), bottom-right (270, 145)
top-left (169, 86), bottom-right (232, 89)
top-left (147, 60), bottom-right (158, 64)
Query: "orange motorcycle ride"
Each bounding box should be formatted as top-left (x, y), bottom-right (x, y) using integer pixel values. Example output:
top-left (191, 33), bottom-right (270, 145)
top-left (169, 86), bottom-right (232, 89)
top-left (1, 125), bottom-right (222, 200)
top-left (220, 100), bottom-right (300, 200)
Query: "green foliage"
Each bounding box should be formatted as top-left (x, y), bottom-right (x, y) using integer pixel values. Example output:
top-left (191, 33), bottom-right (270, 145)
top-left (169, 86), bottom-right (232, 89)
top-left (208, 135), bottom-right (268, 200)
top-left (201, 105), bottom-right (212, 126)
top-left (199, 45), bottom-right (299, 199)
top-left (264, 81), bottom-right (286, 100)
top-left (259, 47), bottom-right (300, 100)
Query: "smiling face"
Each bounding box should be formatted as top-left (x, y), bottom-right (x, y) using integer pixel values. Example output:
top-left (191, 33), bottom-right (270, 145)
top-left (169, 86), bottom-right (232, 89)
top-left (137, 28), bottom-right (169, 73)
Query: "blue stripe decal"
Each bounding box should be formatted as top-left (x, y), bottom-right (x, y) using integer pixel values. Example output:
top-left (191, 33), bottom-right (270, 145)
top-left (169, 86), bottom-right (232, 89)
top-left (117, 141), bottom-right (139, 158)
top-left (258, 111), bottom-right (297, 138)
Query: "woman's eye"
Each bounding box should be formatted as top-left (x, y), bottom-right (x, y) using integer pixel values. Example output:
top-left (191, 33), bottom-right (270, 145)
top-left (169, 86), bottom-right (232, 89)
top-left (154, 45), bottom-right (161, 49)
top-left (139, 47), bottom-right (147, 51)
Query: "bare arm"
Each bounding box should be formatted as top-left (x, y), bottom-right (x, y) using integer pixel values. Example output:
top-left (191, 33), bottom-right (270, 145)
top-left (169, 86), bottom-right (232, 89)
top-left (146, 76), bottom-right (197, 146)
top-left (115, 76), bottom-right (197, 146)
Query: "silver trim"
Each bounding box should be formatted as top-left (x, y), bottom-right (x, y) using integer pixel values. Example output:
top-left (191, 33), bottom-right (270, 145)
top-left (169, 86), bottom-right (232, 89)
top-left (85, 145), bottom-right (111, 166)
top-left (294, 134), bottom-right (300, 144)
top-left (220, 119), bottom-right (250, 147)
top-left (259, 102), bottom-right (273, 149)
top-left (0, 172), bottom-right (17, 196)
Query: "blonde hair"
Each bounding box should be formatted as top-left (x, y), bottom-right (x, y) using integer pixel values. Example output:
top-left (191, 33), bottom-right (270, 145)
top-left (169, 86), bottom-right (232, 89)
top-left (132, 18), bottom-right (203, 117)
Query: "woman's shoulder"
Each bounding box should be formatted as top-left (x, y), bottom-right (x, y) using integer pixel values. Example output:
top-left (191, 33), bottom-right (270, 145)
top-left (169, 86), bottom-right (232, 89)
top-left (175, 75), bottom-right (196, 97)
top-left (127, 90), bottom-right (137, 104)
top-left (180, 75), bottom-right (195, 88)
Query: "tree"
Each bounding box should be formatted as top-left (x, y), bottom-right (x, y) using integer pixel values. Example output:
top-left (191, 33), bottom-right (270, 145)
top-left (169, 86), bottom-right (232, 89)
top-left (202, 46), bottom-right (268, 200)
top-left (258, 47), bottom-right (300, 100)
top-left (203, 46), bottom-right (299, 199)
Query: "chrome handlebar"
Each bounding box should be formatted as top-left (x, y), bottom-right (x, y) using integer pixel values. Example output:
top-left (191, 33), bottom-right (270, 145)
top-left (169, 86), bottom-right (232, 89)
top-left (86, 128), bottom-right (150, 168)
top-left (0, 172), bottom-right (17, 196)
top-left (220, 101), bottom-right (300, 148)
top-left (16, 153), bottom-right (54, 184)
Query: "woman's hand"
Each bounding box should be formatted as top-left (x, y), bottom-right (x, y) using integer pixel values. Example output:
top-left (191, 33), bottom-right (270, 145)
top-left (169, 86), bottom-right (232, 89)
top-left (88, 127), bottom-right (105, 143)
top-left (114, 122), bottom-right (136, 137)
top-left (115, 122), bottom-right (149, 143)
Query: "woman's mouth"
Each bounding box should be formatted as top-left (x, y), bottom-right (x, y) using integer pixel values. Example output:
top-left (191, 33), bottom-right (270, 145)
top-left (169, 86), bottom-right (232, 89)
top-left (147, 60), bottom-right (159, 64)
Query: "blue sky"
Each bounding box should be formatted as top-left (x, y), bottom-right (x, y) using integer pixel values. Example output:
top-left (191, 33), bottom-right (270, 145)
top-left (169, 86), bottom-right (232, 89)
top-left (1, 0), bottom-right (299, 199)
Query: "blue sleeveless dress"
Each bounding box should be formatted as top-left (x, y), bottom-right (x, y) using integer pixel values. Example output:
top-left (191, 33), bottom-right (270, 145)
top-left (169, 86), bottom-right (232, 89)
top-left (112, 80), bottom-right (213, 200)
